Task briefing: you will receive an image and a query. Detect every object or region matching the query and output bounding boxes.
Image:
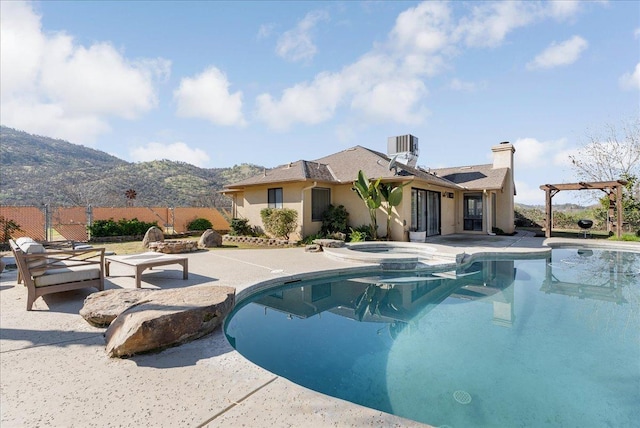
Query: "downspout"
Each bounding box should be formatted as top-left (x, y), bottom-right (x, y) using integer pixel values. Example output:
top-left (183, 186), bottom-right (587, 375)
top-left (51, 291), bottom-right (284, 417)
top-left (301, 181), bottom-right (318, 238)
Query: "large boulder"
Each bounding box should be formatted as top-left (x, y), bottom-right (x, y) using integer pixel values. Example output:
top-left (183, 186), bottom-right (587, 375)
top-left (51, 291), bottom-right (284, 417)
top-left (80, 289), bottom-right (157, 327)
top-left (104, 286), bottom-right (235, 358)
top-left (142, 226), bottom-right (164, 248)
top-left (198, 228), bottom-right (223, 248)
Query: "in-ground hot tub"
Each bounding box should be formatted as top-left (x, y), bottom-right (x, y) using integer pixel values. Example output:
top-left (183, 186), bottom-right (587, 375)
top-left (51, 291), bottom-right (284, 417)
top-left (322, 242), bottom-right (459, 270)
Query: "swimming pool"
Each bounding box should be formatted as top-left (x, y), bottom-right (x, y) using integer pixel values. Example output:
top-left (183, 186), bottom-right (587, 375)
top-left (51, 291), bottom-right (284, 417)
top-left (225, 248), bottom-right (640, 427)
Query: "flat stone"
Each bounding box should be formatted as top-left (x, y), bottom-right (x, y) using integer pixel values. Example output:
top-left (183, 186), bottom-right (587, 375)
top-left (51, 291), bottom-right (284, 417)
top-left (149, 240), bottom-right (198, 253)
top-left (305, 244), bottom-right (322, 252)
top-left (104, 286), bottom-right (235, 358)
top-left (80, 288), bottom-right (156, 327)
top-left (313, 239), bottom-right (345, 248)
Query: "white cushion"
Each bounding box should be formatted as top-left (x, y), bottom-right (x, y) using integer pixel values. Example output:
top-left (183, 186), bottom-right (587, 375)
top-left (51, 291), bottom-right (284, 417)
top-left (33, 264), bottom-right (101, 288)
top-left (18, 242), bottom-right (48, 277)
top-left (19, 241), bottom-right (45, 254)
top-left (15, 237), bottom-right (36, 247)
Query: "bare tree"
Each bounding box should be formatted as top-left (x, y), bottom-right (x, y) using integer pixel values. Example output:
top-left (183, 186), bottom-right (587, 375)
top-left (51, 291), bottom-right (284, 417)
top-left (569, 116), bottom-right (640, 184)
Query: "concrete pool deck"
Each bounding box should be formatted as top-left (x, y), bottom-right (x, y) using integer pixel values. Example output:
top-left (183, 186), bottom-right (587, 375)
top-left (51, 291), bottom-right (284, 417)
top-left (1, 232), bottom-right (638, 427)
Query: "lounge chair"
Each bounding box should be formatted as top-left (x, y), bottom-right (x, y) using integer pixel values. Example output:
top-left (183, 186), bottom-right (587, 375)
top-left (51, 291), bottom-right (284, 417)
top-left (10, 238), bottom-right (105, 310)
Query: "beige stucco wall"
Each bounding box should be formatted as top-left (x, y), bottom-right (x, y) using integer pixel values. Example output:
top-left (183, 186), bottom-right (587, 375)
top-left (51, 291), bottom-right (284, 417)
top-left (494, 187), bottom-right (515, 234)
top-left (230, 161), bottom-right (516, 240)
top-left (233, 183), bottom-right (307, 240)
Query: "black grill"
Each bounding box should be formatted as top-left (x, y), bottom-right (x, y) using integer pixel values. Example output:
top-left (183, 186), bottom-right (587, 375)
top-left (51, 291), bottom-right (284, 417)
top-left (577, 219), bottom-right (593, 238)
top-left (577, 219), bottom-right (593, 229)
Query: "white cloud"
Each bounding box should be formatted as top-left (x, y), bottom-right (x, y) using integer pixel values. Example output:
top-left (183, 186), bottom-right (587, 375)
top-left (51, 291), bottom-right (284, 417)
top-left (174, 67), bottom-right (246, 126)
top-left (276, 10), bottom-right (329, 63)
top-left (455, 1), bottom-right (539, 48)
top-left (635, 28), bottom-right (640, 39)
top-left (547, 0), bottom-right (582, 21)
top-left (389, 2), bottom-right (453, 54)
top-left (0, 1), bottom-right (167, 144)
top-left (351, 78), bottom-right (429, 124)
top-left (526, 35), bottom-right (588, 70)
top-left (255, 71), bottom-right (343, 130)
top-left (619, 63), bottom-right (640, 91)
top-left (129, 142), bottom-right (211, 167)
top-left (514, 137), bottom-right (570, 169)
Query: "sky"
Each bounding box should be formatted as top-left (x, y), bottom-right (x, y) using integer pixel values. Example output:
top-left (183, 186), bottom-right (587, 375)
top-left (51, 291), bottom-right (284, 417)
top-left (1, 0), bottom-right (638, 205)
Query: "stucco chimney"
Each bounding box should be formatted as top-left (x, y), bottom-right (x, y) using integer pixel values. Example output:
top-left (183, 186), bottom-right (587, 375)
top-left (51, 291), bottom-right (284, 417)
top-left (492, 141), bottom-right (515, 170)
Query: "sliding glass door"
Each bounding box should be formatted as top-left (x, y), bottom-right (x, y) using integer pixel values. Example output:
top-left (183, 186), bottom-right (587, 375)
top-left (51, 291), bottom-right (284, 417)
top-left (411, 188), bottom-right (441, 236)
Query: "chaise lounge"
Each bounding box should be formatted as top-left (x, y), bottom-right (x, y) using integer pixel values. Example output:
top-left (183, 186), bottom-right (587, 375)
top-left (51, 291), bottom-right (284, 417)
top-left (10, 238), bottom-right (105, 310)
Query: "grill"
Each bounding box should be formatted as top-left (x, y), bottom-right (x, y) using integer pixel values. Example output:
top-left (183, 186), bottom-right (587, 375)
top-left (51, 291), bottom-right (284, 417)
top-left (577, 219), bottom-right (593, 238)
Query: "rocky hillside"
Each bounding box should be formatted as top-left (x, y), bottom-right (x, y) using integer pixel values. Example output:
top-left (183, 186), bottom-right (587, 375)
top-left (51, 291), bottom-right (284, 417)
top-left (0, 126), bottom-right (263, 207)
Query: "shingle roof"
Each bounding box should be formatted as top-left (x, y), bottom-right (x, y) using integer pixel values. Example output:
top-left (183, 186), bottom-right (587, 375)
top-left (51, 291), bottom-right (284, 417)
top-left (224, 160), bottom-right (335, 188)
top-left (223, 145), bottom-right (508, 191)
top-left (431, 164), bottom-right (508, 190)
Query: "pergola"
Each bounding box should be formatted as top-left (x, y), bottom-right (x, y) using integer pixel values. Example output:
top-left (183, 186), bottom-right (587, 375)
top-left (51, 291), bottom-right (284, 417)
top-left (539, 180), bottom-right (628, 238)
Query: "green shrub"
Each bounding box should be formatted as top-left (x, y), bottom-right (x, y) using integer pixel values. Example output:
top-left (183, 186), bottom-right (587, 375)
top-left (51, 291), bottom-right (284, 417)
top-left (229, 218), bottom-right (253, 236)
top-left (348, 225), bottom-right (370, 242)
top-left (88, 218), bottom-right (157, 238)
top-left (260, 208), bottom-right (298, 240)
top-left (321, 205), bottom-right (349, 235)
top-left (187, 218), bottom-right (212, 231)
top-left (299, 232), bottom-right (324, 245)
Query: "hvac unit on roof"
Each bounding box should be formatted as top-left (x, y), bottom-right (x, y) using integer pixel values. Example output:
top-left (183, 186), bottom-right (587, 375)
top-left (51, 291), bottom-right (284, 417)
top-left (387, 134), bottom-right (419, 167)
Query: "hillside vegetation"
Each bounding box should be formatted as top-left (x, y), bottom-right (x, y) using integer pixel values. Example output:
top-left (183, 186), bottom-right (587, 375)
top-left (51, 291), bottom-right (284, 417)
top-left (0, 126), bottom-right (263, 207)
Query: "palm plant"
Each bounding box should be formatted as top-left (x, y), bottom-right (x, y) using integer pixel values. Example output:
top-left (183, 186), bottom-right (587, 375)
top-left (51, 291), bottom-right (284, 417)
top-left (379, 181), bottom-right (411, 240)
top-left (352, 170), bottom-right (382, 240)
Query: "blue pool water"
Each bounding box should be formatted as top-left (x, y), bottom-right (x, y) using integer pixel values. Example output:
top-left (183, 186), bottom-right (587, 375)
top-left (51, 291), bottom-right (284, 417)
top-left (224, 249), bottom-right (640, 427)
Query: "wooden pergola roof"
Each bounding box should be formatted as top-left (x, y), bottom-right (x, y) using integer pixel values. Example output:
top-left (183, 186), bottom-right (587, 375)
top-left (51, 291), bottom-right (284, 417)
top-left (539, 180), bottom-right (627, 238)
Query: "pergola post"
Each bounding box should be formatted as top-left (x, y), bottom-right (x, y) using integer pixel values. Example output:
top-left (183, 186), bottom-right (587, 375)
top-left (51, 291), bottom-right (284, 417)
top-left (544, 188), bottom-right (556, 238)
top-left (616, 184), bottom-right (623, 238)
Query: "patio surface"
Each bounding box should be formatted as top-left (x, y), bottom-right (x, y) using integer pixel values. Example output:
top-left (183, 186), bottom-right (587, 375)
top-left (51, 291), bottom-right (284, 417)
top-left (1, 232), bottom-right (637, 427)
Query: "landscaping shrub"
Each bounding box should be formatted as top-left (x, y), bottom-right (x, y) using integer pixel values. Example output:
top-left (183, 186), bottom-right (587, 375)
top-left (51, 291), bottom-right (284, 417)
top-left (348, 225), bottom-right (370, 242)
top-left (299, 232), bottom-right (324, 245)
top-left (229, 218), bottom-right (253, 236)
top-left (88, 218), bottom-right (157, 238)
top-left (260, 208), bottom-right (298, 240)
top-left (348, 228), bottom-right (367, 242)
top-left (186, 218), bottom-right (212, 231)
top-left (321, 204), bottom-right (349, 236)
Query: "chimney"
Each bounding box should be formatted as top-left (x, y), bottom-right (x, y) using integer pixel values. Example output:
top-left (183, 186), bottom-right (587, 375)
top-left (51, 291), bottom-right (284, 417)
top-left (492, 141), bottom-right (515, 170)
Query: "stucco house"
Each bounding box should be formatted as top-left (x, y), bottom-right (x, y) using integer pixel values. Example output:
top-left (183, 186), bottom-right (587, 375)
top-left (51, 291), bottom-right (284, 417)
top-left (222, 135), bottom-right (516, 241)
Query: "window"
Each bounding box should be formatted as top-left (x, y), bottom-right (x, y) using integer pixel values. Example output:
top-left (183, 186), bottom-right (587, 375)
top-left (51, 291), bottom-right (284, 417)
top-left (268, 188), bottom-right (283, 209)
top-left (312, 188), bottom-right (331, 221)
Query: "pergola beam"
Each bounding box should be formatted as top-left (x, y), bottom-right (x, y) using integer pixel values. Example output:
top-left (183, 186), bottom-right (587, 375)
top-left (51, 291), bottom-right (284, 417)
top-left (538, 180), bottom-right (627, 238)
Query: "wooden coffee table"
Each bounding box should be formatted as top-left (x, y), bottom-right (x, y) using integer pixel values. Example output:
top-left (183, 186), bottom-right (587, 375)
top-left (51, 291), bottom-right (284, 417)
top-left (105, 252), bottom-right (188, 288)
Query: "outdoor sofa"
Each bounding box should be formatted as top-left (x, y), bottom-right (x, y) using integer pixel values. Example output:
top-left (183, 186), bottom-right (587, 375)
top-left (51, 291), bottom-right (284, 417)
top-left (9, 237), bottom-right (105, 310)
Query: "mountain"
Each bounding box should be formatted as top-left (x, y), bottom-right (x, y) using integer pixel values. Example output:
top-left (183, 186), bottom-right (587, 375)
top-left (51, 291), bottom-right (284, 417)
top-left (0, 126), bottom-right (263, 207)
